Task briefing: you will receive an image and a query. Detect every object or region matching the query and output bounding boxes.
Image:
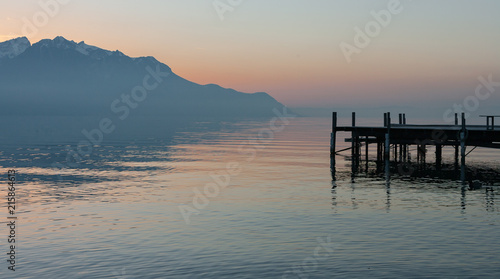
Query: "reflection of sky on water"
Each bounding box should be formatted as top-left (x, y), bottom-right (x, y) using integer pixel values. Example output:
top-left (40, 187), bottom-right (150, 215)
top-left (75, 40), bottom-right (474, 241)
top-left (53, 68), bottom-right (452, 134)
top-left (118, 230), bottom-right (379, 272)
top-left (0, 117), bottom-right (499, 278)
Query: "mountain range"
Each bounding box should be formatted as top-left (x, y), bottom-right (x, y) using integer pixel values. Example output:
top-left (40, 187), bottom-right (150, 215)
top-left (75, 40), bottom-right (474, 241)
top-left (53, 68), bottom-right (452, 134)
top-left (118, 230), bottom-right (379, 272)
top-left (0, 36), bottom-right (286, 117)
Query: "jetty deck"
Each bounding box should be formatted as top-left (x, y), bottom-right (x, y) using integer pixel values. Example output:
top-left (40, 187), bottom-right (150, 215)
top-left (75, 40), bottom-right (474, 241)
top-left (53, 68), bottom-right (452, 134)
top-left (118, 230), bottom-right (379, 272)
top-left (330, 112), bottom-right (500, 182)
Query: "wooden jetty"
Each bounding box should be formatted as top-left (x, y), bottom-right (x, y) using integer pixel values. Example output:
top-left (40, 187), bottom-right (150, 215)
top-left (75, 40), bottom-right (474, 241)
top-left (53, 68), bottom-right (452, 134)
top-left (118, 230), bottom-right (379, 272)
top-left (330, 112), bottom-right (500, 183)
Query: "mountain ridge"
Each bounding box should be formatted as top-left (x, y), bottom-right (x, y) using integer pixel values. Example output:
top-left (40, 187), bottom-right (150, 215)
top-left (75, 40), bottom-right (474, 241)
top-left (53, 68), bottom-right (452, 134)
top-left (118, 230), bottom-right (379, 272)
top-left (0, 36), bottom-right (31, 59)
top-left (0, 36), bottom-right (286, 117)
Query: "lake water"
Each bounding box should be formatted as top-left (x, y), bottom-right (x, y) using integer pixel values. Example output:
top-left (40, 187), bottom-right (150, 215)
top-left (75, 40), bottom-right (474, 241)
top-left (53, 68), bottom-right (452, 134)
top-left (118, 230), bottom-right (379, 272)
top-left (1, 116), bottom-right (499, 278)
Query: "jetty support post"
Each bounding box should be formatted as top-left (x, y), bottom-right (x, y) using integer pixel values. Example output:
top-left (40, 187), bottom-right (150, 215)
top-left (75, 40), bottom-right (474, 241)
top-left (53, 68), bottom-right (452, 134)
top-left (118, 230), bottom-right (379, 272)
top-left (351, 112), bottom-right (359, 172)
top-left (454, 112), bottom-right (459, 170)
top-left (394, 143), bottom-right (398, 162)
top-left (403, 113), bottom-right (407, 161)
top-left (365, 135), bottom-right (369, 171)
top-left (397, 114), bottom-right (403, 162)
top-left (402, 113), bottom-right (408, 162)
top-left (417, 144), bottom-right (427, 169)
top-left (377, 138), bottom-right (383, 172)
top-left (422, 145), bottom-right (427, 168)
top-left (385, 112), bottom-right (391, 179)
top-left (436, 144), bottom-right (442, 171)
top-left (460, 113), bottom-right (467, 183)
top-left (330, 112), bottom-right (337, 180)
top-left (330, 112), bottom-right (337, 157)
top-left (417, 145), bottom-right (420, 164)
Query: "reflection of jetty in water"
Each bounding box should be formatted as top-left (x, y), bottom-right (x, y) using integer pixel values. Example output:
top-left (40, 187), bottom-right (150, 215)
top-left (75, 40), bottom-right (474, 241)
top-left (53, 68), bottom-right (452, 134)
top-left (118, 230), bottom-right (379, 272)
top-left (330, 177), bottom-right (497, 215)
top-left (330, 112), bottom-right (500, 186)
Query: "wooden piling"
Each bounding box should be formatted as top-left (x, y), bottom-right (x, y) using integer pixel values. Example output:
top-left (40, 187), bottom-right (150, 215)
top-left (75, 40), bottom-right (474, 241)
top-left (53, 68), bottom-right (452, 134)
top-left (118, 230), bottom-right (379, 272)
top-left (330, 112), bottom-right (337, 156)
top-left (365, 135), bottom-right (369, 171)
top-left (398, 114), bottom-right (403, 162)
top-left (351, 112), bottom-right (359, 172)
top-left (460, 113), bottom-right (467, 183)
top-left (394, 144), bottom-right (398, 162)
top-left (385, 112), bottom-right (391, 177)
top-left (351, 112), bottom-right (355, 161)
top-left (377, 139), bottom-right (383, 172)
top-left (436, 144), bottom-right (442, 170)
top-left (422, 145), bottom-right (426, 167)
top-left (402, 113), bottom-right (407, 161)
top-left (417, 144), bottom-right (426, 167)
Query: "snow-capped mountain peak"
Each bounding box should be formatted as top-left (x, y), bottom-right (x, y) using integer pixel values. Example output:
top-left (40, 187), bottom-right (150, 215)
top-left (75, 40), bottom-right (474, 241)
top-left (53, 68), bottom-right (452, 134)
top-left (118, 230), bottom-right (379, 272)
top-left (0, 36), bottom-right (158, 63)
top-left (0, 37), bottom-right (31, 59)
top-left (0, 35), bottom-right (285, 118)
top-left (75, 41), bottom-right (100, 55)
top-left (35, 36), bottom-right (115, 59)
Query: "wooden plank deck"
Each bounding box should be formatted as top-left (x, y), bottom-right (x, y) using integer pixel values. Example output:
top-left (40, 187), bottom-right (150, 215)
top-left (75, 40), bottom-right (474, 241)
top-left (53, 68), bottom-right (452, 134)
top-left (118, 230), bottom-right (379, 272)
top-left (336, 124), bottom-right (500, 148)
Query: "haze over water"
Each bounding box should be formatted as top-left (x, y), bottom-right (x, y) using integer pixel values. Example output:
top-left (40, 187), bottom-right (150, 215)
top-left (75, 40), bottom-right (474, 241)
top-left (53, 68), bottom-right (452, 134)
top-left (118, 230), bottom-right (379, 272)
top-left (1, 116), bottom-right (499, 278)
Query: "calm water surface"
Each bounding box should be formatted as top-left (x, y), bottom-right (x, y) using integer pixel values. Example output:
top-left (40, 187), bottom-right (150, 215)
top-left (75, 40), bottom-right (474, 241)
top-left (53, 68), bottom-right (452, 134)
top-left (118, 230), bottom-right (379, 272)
top-left (1, 117), bottom-right (499, 278)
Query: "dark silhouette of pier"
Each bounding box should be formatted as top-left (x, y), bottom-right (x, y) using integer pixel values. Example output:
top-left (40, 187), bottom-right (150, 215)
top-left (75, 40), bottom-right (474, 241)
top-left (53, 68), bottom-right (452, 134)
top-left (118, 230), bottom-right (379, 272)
top-left (330, 112), bottom-right (500, 184)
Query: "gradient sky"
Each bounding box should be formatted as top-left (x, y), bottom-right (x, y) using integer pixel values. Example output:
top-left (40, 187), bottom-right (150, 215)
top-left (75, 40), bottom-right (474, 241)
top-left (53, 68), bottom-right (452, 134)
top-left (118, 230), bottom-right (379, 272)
top-left (1, 0), bottom-right (499, 111)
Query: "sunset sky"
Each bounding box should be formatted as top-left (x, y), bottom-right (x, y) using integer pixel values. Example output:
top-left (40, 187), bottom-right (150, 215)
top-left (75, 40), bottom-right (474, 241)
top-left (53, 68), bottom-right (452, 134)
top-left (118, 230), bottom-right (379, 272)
top-left (1, 0), bottom-right (499, 111)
